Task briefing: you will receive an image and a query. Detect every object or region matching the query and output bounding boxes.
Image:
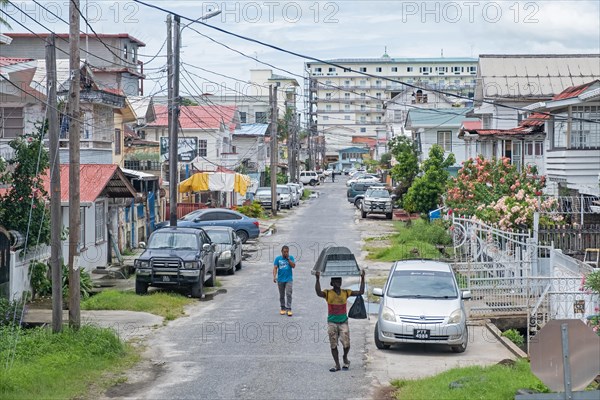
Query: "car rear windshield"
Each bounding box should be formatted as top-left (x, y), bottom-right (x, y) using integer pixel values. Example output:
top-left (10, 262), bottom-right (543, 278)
top-left (148, 232), bottom-right (199, 250)
top-left (206, 231), bottom-right (231, 244)
top-left (387, 270), bottom-right (457, 298)
top-left (256, 189), bottom-right (271, 195)
top-left (277, 187), bottom-right (290, 194)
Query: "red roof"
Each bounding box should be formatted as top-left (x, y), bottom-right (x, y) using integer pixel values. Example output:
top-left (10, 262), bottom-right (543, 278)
top-left (150, 105), bottom-right (238, 132)
top-left (6, 32), bottom-right (145, 46)
top-left (461, 120), bottom-right (481, 130)
top-left (41, 164), bottom-right (119, 203)
top-left (0, 56), bottom-right (34, 67)
top-left (352, 136), bottom-right (376, 147)
top-left (552, 80), bottom-right (599, 100)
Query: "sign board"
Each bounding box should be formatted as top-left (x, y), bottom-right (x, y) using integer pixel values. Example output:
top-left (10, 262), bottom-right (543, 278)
top-left (160, 137), bottom-right (198, 162)
top-left (529, 319), bottom-right (600, 392)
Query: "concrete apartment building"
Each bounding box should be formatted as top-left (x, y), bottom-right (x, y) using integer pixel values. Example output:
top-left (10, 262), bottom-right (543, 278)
top-left (305, 53), bottom-right (478, 151)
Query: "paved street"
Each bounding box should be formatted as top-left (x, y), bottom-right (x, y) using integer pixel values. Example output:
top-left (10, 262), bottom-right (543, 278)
top-left (107, 178), bottom-right (515, 400)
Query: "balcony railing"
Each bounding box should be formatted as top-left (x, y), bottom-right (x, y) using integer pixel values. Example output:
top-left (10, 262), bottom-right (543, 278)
top-left (124, 160), bottom-right (161, 171)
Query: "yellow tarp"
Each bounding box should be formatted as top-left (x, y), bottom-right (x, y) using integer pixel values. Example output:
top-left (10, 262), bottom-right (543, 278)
top-left (179, 172), bottom-right (251, 196)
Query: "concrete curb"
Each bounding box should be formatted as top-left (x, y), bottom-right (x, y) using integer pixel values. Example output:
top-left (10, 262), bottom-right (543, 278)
top-left (485, 322), bottom-right (528, 358)
top-left (260, 223), bottom-right (277, 236)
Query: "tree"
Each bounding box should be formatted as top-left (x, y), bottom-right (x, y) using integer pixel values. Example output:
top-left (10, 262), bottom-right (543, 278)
top-left (277, 108), bottom-right (294, 141)
top-left (0, 124), bottom-right (51, 248)
top-left (388, 136), bottom-right (419, 202)
top-left (379, 152), bottom-right (392, 169)
top-left (1, 0), bottom-right (11, 28)
top-left (180, 98), bottom-right (199, 106)
top-left (403, 145), bottom-right (455, 214)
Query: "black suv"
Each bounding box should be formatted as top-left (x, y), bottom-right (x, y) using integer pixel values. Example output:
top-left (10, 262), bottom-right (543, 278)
top-left (347, 182), bottom-right (386, 208)
top-left (134, 227), bottom-right (216, 298)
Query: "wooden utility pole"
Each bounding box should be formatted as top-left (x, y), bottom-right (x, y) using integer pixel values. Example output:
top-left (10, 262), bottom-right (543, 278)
top-left (68, 0), bottom-right (81, 329)
top-left (269, 85), bottom-right (278, 216)
top-left (46, 34), bottom-right (62, 333)
top-left (168, 15), bottom-right (181, 226)
top-left (166, 15), bottom-right (175, 225)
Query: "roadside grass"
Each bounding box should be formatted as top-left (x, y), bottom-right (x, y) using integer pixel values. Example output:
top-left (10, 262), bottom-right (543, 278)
top-left (0, 325), bottom-right (139, 399)
top-left (391, 359), bottom-right (550, 400)
top-left (301, 189), bottom-right (311, 200)
top-left (367, 219), bottom-right (452, 262)
top-left (81, 290), bottom-right (196, 320)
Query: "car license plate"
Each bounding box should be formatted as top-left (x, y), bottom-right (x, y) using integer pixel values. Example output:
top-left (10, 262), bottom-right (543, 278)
top-left (414, 329), bottom-right (430, 339)
top-left (162, 276), bottom-right (170, 282)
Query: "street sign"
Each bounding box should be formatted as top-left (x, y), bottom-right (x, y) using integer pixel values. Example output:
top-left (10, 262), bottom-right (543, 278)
top-left (529, 319), bottom-right (600, 392)
top-left (160, 137), bottom-right (198, 162)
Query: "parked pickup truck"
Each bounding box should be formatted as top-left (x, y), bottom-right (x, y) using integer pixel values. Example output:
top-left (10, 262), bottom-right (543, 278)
top-left (361, 187), bottom-right (393, 219)
top-left (347, 181), bottom-right (386, 208)
top-left (134, 227), bottom-right (216, 298)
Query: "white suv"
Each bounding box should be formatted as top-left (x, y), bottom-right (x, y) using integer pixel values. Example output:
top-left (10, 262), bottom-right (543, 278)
top-left (300, 171), bottom-right (319, 186)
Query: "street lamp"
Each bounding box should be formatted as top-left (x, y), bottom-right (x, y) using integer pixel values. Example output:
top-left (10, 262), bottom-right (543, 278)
top-left (168, 9), bottom-right (222, 227)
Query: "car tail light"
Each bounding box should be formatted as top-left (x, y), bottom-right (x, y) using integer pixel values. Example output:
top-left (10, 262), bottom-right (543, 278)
top-left (253, 221), bottom-right (259, 227)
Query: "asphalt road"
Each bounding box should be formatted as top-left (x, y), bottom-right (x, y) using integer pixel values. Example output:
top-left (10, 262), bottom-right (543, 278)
top-left (121, 179), bottom-right (373, 400)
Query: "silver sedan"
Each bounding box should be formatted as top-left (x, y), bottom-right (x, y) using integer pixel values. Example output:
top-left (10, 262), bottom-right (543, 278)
top-left (203, 226), bottom-right (243, 275)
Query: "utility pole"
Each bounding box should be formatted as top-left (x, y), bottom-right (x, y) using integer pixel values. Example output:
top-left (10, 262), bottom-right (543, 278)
top-left (308, 77), bottom-right (318, 171)
top-left (166, 15), bottom-right (175, 225)
top-left (169, 15), bottom-right (181, 226)
top-left (270, 85), bottom-right (278, 216)
top-left (68, 0), bottom-right (81, 329)
top-left (46, 34), bottom-right (62, 333)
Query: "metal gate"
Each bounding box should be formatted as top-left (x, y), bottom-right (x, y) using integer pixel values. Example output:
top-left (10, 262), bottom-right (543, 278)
top-left (451, 216), bottom-right (543, 318)
top-left (0, 227), bottom-right (11, 299)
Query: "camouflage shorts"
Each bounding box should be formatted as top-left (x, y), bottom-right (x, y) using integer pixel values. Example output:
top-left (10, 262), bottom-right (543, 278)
top-left (327, 321), bottom-right (350, 349)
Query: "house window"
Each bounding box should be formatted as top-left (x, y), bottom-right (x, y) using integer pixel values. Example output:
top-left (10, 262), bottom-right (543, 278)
top-left (132, 46), bottom-right (137, 62)
top-left (468, 66), bottom-right (477, 74)
top-left (325, 105), bottom-right (332, 111)
top-left (571, 105), bottom-right (600, 149)
top-left (391, 67), bottom-right (398, 72)
top-left (375, 80), bottom-right (382, 87)
top-left (376, 116), bottom-right (382, 123)
top-left (322, 116), bottom-right (329, 121)
top-left (199, 139), bottom-right (207, 157)
top-left (123, 44), bottom-right (128, 59)
top-left (344, 104), bottom-right (350, 111)
top-left (359, 80), bottom-right (366, 86)
top-left (255, 112), bottom-right (267, 123)
top-left (360, 93), bottom-right (366, 98)
top-left (314, 67), bottom-right (322, 73)
top-left (437, 131), bottom-right (452, 151)
top-left (360, 116), bottom-right (366, 123)
top-left (360, 128), bottom-right (366, 133)
top-left (436, 66), bottom-right (448, 74)
top-left (344, 93), bottom-right (350, 99)
top-left (114, 129), bottom-right (122, 155)
top-left (80, 207), bottom-right (85, 249)
top-left (376, 104), bottom-right (382, 110)
top-left (360, 67), bottom-right (367, 72)
top-left (325, 93), bottom-right (332, 100)
top-left (451, 66), bottom-right (464, 74)
top-left (376, 93), bottom-right (382, 99)
top-left (407, 67), bottom-right (413, 72)
top-left (525, 141), bottom-right (534, 156)
top-left (419, 66), bottom-right (432, 74)
top-left (344, 115), bottom-right (350, 120)
top-left (376, 67), bottom-right (382, 72)
top-left (95, 202), bottom-right (105, 243)
top-left (328, 67), bottom-right (336, 72)
top-left (239, 112), bottom-right (247, 123)
top-left (415, 89), bottom-right (428, 104)
top-left (0, 107), bottom-right (24, 138)
top-left (535, 141), bottom-right (544, 155)
top-left (344, 80), bottom-right (350, 86)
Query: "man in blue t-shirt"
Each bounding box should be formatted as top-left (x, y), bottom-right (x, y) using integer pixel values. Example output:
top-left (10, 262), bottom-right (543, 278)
top-left (273, 245), bottom-right (296, 316)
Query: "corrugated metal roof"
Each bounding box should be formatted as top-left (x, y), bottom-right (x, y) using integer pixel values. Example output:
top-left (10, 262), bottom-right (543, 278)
top-left (552, 80), bottom-right (599, 100)
top-left (234, 123), bottom-right (269, 136)
top-left (149, 104), bottom-right (238, 131)
top-left (41, 164), bottom-right (137, 203)
top-left (478, 55), bottom-right (600, 99)
top-left (6, 32), bottom-right (146, 46)
top-left (0, 57), bottom-right (33, 67)
top-left (406, 108), bottom-right (473, 128)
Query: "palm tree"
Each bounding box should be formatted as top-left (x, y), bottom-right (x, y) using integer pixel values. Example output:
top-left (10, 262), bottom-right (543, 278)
top-left (1, 0), bottom-right (11, 28)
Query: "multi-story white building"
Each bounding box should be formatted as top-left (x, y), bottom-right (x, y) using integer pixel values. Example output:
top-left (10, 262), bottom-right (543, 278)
top-left (305, 53), bottom-right (478, 151)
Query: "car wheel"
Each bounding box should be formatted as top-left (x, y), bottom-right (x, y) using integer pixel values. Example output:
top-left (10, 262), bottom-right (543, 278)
top-left (205, 265), bottom-right (215, 287)
top-left (354, 198), bottom-right (363, 209)
top-left (236, 230), bottom-right (249, 244)
top-left (135, 279), bottom-right (148, 295)
top-left (310, 179), bottom-right (316, 186)
top-left (374, 323), bottom-right (391, 350)
top-left (191, 280), bottom-right (203, 299)
top-left (227, 261), bottom-right (235, 275)
top-left (235, 260), bottom-right (242, 270)
top-left (451, 329), bottom-right (468, 353)
top-left (386, 212), bottom-right (393, 220)
top-left (361, 210), bottom-right (367, 218)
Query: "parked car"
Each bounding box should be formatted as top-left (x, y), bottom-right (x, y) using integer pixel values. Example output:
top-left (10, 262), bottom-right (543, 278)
top-left (277, 185), bottom-right (293, 209)
top-left (203, 226), bottom-right (243, 275)
top-left (347, 182), bottom-right (386, 208)
top-left (287, 183), bottom-right (301, 206)
top-left (347, 174), bottom-right (379, 187)
top-left (300, 171), bottom-right (320, 186)
top-left (255, 187), bottom-right (281, 211)
top-left (134, 227), bottom-right (216, 298)
top-left (373, 260), bottom-right (471, 353)
top-left (361, 187), bottom-right (393, 219)
top-left (155, 208), bottom-right (259, 243)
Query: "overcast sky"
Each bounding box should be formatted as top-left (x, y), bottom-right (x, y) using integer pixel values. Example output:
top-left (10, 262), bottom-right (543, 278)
top-left (2, 0), bottom-right (599, 102)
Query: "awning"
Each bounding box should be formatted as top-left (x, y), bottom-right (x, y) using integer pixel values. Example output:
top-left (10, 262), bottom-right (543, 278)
top-left (179, 172), bottom-right (251, 196)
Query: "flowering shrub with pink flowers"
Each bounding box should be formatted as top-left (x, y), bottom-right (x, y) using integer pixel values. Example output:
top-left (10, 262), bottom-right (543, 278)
top-left (445, 156), bottom-right (562, 230)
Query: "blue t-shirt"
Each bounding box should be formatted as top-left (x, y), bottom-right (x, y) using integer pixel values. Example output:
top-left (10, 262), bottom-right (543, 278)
top-left (274, 255), bottom-right (295, 282)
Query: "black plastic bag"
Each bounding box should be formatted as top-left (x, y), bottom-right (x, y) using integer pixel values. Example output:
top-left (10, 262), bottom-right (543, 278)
top-left (348, 295), bottom-right (367, 319)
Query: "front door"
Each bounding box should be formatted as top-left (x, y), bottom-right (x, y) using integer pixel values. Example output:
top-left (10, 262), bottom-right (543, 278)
top-left (0, 228), bottom-right (11, 299)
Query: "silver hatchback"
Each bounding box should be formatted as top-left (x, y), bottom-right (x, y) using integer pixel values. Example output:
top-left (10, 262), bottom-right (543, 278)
top-left (373, 260), bottom-right (471, 353)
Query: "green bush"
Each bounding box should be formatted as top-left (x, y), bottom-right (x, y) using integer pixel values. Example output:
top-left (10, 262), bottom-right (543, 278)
top-left (301, 189), bottom-right (311, 200)
top-left (30, 260), bottom-right (51, 299)
top-left (502, 328), bottom-right (525, 347)
top-left (61, 264), bottom-right (93, 300)
top-left (0, 298), bottom-right (24, 327)
top-left (236, 201), bottom-right (264, 218)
